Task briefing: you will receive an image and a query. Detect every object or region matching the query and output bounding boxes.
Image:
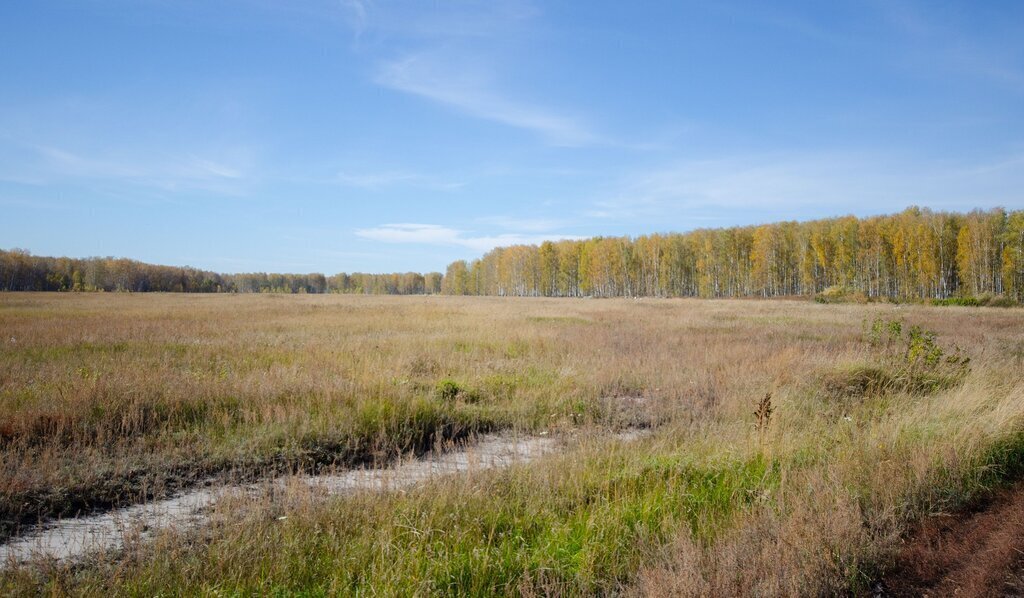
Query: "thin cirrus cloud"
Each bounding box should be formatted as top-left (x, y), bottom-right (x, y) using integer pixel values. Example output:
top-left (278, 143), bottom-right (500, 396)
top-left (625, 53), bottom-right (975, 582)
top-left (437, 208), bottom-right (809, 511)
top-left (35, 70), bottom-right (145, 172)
top-left (585, 155), bottom-right (855, 220)
top-left (339, 0), bottom-right (368, 39)
top-left (878, 2), bottom-right (1024, 94)
top-left (475, 215), bottom-right (570, 233)
top-left (8, 143), bottom-right (250, 195)
top-left (355, 223), bottom-right (583, 253)
top-left (373, 54), bottom-right (601, 147)
top-left (345, 0), bottom-right (605, 147)
top-left (335, 169), bottom-right (465, 191)
top-left (588, 151), bottom-right (1024, 221)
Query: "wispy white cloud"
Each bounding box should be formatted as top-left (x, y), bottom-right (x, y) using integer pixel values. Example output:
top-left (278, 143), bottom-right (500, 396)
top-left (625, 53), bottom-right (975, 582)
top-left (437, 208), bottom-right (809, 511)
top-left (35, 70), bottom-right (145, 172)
top-left (475, 215), bottom-right (569, 232)
top-left (34, 145), bottom-right (245, 182)
top-left (340, 0), bottom-right (539, 41)
top-left (355, 223), bottom-right (583, 252)
top-left (340, 0), bottom-right (604, 146)
top-left (710, 2), bottom-right (864, 48)
top-left (589, 155), bottom-right (851, 219)
top-left (190, 158), bottom-right (243, 180)
top-left (356, 223), bottom-right (462, 244)
top-left (374, 53), bottom-right (601, 147)
top-left (0, 196), bottom-right (66, 210)
top-left (34, 146), bottom-right (142, 179)
top-left (879, 1), bottom-right (1024, 94)
top-left (953, 153), bottom-right (1024, 177)
top-left (1, 142), bottom-right (253, 195)
top-left (335, 169), bottom-right (464, 190)
top-left (339, 0), bottom-right (369, 40)
top-left (590, 151), bottom-right (1024, 221)
top-left (335, 170), bottom-right (416, 189)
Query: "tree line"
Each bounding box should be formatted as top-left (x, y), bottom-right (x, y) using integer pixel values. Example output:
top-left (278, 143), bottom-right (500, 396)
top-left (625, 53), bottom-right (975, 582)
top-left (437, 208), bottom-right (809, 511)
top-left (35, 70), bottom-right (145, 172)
top-left (442, 207), bottom-right (1024, 301)
top-left (0, 250), bottom-right (442, 295)
top-left (4, 207), bottom-right (1022, 301)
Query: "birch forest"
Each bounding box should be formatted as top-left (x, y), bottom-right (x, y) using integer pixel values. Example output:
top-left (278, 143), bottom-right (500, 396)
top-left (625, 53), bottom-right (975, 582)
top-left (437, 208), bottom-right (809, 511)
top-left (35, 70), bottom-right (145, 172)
top-left (3, 207), bottom-right (1022, 301)
top-left (443, 207), bottom-right (1024, 301)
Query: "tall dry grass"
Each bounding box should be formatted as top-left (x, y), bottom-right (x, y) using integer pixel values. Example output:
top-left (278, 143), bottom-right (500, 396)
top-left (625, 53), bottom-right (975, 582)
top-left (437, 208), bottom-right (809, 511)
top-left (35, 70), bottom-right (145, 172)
top-left (1, 293), bottom-right (1023, 595)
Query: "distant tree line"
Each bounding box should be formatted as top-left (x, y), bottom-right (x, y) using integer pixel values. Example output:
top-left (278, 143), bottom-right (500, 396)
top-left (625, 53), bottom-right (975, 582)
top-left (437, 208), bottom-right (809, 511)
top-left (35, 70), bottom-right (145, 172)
top-left (327, 272), bottom-right (443, 295)
top-left (0, 251), bottom-right (442, 295)
top-left (442, 207), bottom-right (1024, 301)
top-left (4, 207), bottom-right (1022, 301)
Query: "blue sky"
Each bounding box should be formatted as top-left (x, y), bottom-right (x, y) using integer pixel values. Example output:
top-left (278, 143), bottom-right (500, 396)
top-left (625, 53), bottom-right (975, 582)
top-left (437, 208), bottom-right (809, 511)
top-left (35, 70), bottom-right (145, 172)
top-left (2, 0), bottom-right (1023, 273)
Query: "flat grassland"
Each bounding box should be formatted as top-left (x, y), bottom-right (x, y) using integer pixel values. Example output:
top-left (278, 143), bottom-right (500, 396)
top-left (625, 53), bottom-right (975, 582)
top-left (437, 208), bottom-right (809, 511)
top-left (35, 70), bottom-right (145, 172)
top-left (1, 293), bottom-right (1023, 595)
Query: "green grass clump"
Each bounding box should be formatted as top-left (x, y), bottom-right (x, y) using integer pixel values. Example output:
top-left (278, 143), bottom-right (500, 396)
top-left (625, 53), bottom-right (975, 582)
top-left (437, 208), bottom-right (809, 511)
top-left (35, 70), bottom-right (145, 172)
top-left (16, 441), bottom-right (775, 596)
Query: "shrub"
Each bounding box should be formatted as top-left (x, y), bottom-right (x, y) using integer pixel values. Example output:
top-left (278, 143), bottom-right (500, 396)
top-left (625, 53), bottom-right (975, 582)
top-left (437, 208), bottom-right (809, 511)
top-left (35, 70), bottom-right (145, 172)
top-left (815, 286), bottom-right (869, 304)
top-left (434, 379), bottom-right (480, 403)
top-left (931, 295), bottom-right (1019, 308)
top-left (988, 295), bottom-right (1019, 308)
top-left (839, 318), bottom-right (972, 397)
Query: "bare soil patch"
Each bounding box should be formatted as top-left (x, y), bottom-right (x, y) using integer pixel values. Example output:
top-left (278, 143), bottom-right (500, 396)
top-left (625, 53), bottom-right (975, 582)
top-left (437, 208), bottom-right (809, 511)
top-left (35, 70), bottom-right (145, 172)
top-left (879, 482), bottom-right (1024, 597)
top-left (1, 430), bottom-right (647, 568)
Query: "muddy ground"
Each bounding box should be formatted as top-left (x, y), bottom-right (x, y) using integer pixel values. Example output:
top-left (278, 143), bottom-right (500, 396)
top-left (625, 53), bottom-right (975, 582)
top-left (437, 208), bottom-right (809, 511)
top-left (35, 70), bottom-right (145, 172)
top-left (878, 482), bottom-right (1024, 597)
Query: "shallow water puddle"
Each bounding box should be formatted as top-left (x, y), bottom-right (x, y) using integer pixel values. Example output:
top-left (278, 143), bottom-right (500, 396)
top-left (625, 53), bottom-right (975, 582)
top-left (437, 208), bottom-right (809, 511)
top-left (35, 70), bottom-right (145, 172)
top-left (2, 431), bottom-right (641, 567)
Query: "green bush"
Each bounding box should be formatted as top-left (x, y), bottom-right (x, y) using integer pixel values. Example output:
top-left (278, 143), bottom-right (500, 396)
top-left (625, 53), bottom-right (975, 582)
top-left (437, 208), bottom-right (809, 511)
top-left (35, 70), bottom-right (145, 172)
top-left (435, 379), bottom-right (481, 403)
top-left (849, 318), bottom-right (971, 396)
top-left (930, 295), bottom-right (1019, 308)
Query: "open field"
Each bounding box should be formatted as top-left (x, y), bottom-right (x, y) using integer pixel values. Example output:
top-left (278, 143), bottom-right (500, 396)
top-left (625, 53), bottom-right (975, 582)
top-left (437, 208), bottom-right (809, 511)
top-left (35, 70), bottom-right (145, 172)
top-left (1, 293), bottom-right (1024, 595)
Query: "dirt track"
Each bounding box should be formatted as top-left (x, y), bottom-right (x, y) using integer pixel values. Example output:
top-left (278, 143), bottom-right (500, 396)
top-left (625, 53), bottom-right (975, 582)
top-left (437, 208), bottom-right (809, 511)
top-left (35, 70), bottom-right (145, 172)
top-left (879, 483), bottom-right (1024, 597)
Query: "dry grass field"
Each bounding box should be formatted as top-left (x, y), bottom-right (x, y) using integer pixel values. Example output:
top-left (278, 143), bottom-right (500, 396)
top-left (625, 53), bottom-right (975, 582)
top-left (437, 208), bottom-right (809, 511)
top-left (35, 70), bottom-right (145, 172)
top-left (1, 293), bottom-right (1023, 595)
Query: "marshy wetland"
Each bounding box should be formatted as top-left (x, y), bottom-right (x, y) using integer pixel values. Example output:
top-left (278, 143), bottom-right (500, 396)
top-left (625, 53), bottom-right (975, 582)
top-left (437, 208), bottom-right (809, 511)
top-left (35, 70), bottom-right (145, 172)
top-left (1, 293), bottom-right (1023, 595)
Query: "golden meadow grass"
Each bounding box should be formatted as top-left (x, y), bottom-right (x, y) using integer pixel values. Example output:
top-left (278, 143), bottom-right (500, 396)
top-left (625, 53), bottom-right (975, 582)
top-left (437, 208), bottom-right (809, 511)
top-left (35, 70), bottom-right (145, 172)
top-left (1, 293), bottom-right (1023, 595)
